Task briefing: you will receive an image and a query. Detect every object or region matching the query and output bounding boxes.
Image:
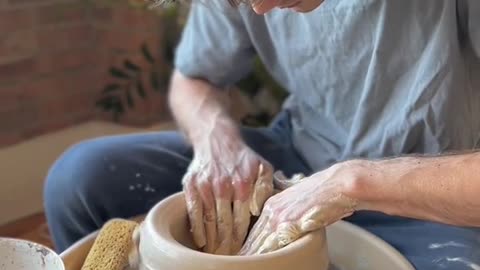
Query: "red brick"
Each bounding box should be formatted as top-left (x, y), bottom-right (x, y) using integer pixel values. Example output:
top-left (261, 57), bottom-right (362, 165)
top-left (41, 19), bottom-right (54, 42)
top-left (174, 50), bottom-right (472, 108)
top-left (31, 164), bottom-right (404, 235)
top-left (36, 24), bottom-right (94, 51)
top-left (0, 99), bottom-right (39, 134)
top-left (35, 27), bottom-right (69, 51)
top-left (97, 27), bottom-right (157, 52)
top-left (0, 9), bottom-right (34, 33)
top-left (22, 115), bottom-right (71, 139)
top-left (91, 45), bottom-right (110, 71)
top-left (36, 24), bottom-right (93, 51)
top-left (0, 31), bottom-right (36, 61)
top-left (66, 68), bottom-right (102, 94)
top-left (65, 24), bottom-right (94, 46)
top-left (22, 74), bottom-right (63, 99)
top-left (35, 48), bottom-right (95, 74)
top-left (26, 70), bottom-right (97, 99)
top-left (0, 57), bottom-right (36, 82)
top-left (35, 2), bottom-right (87, 25)
top-left (21, 89), bottom-right (96, 138)
top-left (92, 7), bottom-right (113, 25)
top-left (35, 105), bottom-right (93, 134)
top-left (0, 132), bottom-right (22, 147)
top-left (41, 117), bottom-right (75, 132)
top-left (0, 83), bottom-right (27, 111)
top-left (112, 5), bottom-right (160, 29)
top-left (40, 92), bottom-right (94, 119)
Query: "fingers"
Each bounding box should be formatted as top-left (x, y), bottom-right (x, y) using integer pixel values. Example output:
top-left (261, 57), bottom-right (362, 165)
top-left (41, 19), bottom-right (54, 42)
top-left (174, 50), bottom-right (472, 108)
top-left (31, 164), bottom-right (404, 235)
top-left (231, 165), bottom-right (256, 254)
top-left (273, 222), bottom-right (303, 248)
top-left (184, 181), bottom-right (206, 249)
top-left (299, 206), bottom-right (327, 231)
top-left (238, 211), bottom-right (270, 255)
top-left (250, 163), bottom-right (274, 216)
top-left (232, 200), bottom-right (251, 253)
top-left (298, 195), bottom-right (356, 231)
top-left (256, 222), bottom-right (303, 255)
top-left (214, 198), bottom-right (233, 254)
top-left (197, 181), bottom-right (217, 253)
top-left (211, 176), bottom-right (234, 255)
top-left (256, 233), bottom-right (278, 254)
top-left (242, 222), bottom-right (272, 255)
top-left (241, 219), bottom-right (304, 255)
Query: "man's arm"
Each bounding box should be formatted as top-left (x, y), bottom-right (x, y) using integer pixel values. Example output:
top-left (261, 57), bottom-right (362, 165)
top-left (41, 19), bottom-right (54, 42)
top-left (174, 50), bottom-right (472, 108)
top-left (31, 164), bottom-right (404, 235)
top-left (240, 151), bottom-right (480, 254)
top-left (349, 151), bottom-right (480, 226)
top-left (168, 70), bottom-right (274, 254)
top-left (168, 70), bottom-right (240, 146)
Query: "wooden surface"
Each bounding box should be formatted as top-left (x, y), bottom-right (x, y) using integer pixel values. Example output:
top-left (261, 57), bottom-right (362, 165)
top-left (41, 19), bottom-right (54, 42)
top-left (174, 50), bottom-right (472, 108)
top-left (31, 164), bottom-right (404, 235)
top-left (0, 212), bottom-right (54, 249)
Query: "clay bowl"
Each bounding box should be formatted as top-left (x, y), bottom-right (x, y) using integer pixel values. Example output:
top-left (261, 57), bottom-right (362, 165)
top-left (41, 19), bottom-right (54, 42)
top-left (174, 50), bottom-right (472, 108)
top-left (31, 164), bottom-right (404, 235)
top-left (0, 237), bottom-right (65, 270)
top-left (138, 192), bottom-right (329, 270)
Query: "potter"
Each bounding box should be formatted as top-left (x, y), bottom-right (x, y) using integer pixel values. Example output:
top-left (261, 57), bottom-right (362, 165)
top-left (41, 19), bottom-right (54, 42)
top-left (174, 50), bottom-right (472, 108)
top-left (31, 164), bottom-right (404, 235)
top-left (45, 0), bottom-right (480, 269)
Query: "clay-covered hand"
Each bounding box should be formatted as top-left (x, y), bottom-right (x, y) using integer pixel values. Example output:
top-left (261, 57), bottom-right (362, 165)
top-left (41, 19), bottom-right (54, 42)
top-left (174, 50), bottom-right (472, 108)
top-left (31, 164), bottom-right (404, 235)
top-left (239, 163), bottom-right (358, 255)
top-left (182, 139), bottom-right (274, 255)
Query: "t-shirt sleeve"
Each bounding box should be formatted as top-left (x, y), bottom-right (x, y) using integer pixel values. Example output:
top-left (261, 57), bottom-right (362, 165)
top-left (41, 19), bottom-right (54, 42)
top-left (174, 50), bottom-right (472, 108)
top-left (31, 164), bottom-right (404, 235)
top-left (174, 2), bottom-right (256, 88)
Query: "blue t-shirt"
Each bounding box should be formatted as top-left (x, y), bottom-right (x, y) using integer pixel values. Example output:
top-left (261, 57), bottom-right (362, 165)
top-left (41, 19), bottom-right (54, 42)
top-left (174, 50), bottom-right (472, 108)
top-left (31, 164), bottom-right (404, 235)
top-left (174, 0), bottom-right (480, 171)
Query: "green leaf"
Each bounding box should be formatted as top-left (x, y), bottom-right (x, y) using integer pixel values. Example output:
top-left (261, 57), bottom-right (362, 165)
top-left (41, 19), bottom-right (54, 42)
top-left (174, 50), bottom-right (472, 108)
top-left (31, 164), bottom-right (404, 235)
top-left (141, 43), bottom-right (155, 64)
top-left (96, 101), bottom-right (112, 111)
top-left (96, 95), bottom-right (124, 113)
top-left (95, 94), bottom-right (125, 122)
top-left (150, 71), bottom-right (160, 91)
top-left (136, 80), bottom-right (146, 99)
top-left (126, 89), bottom-right (134, 108)
top-left (123, 60), bottom-right (141, 72)
top-left (96, 96), bottom-right (113, 108)
top-left (102, 83), bottom-right (121, 94)
top-left (109, 67), bottom-right (130, 79)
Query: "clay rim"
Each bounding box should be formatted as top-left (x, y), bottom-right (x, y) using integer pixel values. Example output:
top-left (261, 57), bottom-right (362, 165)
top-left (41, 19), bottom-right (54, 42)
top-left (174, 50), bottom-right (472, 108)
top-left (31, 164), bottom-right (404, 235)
top-left (0, 237), bottom-right (65, 270)
top-left (143, 192), bottom-right (325, 261)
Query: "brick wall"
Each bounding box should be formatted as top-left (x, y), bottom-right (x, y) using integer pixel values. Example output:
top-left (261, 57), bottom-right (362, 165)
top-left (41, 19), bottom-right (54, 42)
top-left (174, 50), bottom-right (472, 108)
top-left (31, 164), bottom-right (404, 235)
top-left (0, 0), bottom-right (168, 147)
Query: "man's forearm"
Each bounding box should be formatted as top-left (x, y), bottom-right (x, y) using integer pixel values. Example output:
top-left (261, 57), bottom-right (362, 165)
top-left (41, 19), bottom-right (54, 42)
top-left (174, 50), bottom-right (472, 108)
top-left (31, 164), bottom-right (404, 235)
top-left (346, 152), bottom-right (480, 227)
top-left (168, 70), bottom-right (241, 147)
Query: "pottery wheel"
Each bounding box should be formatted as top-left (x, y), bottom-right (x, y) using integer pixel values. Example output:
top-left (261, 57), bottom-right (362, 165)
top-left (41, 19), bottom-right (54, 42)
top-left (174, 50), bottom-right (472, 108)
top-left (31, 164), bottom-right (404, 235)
top-left (326, 221), bottom-right (414, 270)
top-left (61, 220), bottom-right (414, 270)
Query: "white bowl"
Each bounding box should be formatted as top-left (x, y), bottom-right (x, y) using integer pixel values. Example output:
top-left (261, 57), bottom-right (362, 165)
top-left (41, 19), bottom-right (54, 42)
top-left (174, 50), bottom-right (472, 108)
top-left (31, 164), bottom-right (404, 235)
top-left (137, 192), bottom-right (329, 270)
top-left (0, 237), bottom-right (65, 270)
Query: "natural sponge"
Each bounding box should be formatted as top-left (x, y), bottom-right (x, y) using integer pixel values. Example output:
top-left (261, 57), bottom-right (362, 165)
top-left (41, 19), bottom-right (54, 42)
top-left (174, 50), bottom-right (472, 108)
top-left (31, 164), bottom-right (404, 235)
top-left (81, 219), bottom-right (139, 270)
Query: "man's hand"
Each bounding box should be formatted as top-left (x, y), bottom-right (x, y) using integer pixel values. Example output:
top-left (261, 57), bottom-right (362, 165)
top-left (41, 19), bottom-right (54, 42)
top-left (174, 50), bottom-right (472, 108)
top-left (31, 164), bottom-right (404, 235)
top-left (168, 71), bottom-right (274, 254)
top-left (183, 137), bottom-right (274, 255)
top-left (239, 162), bottom-right (359, 255)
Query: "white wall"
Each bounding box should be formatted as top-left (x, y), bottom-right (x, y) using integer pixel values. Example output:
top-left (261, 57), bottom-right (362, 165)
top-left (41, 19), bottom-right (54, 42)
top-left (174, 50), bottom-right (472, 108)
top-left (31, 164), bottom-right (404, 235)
top-left (0, 121), bottom-right (175, 225)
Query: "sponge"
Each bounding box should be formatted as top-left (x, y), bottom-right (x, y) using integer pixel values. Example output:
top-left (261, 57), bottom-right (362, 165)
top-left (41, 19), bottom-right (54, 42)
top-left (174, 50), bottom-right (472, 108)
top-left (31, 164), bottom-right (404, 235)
top-left (81, 219), bottom-right (139, 270)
